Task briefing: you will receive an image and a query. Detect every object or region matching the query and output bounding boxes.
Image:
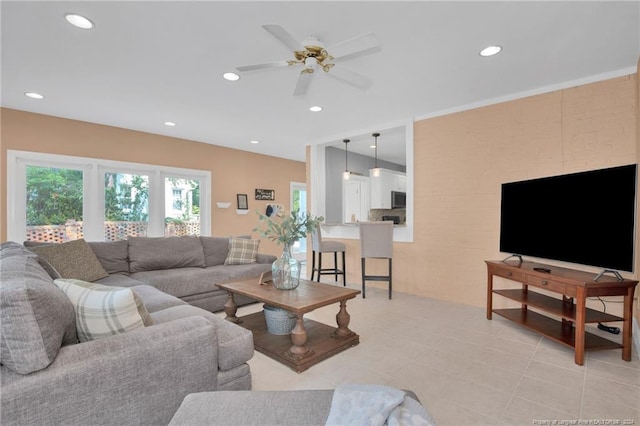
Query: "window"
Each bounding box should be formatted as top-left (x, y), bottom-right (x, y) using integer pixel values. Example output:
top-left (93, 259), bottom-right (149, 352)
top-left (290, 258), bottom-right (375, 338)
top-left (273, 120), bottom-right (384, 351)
top-left (104, 172), bottom-right (150, 241)
top-left (8, 150), bottom-right (211, 243)
top-left (164, 177), bottom-right (201, 237)
top-left (25, 165), bottom-right (84, 243)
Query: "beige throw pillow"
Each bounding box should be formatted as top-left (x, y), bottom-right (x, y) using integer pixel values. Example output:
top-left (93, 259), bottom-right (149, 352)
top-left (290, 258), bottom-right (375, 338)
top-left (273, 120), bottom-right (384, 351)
top-left (30, 239), bottom-right (109, 282)
top-left (224, 237), bottom-right (260, 265)
top-left (54, 279), bottom-right (153, 342)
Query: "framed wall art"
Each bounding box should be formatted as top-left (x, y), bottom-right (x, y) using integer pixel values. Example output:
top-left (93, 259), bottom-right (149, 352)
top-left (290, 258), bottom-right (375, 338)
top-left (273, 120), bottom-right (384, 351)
top-left (255, 188), bottom-right (275, 201)
top-left (237, 193), bottom-right (248, 210)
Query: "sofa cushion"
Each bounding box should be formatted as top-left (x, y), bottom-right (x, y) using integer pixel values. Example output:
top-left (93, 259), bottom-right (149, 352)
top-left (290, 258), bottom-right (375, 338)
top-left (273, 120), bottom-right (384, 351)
top-left (207, 263), bottom-right (274, 282)
top-left (29, 239), bottom-right (109, 282)
top-left (150, 304), bottom-right (254, 371)
top-left (54, 278), bottom-right (153, 342)
top-left (129, 284), bottom-right (187, 313)
top-left (130, 262), bottom-right (272, 300)
top-left (88, 240), bottom-right (130, 274)
top-left (200, 236), bottom-right (231, 267)
top-left (0, 242), bottom-right (77, 374)
top-left (130, 267), bottom-right (229, 299)
top-left (128, 236), bottom-right (206, 273)
top-left (94, 274), bottom-right (147, 288)
top-left (224, 237), bottom-right (260, 265)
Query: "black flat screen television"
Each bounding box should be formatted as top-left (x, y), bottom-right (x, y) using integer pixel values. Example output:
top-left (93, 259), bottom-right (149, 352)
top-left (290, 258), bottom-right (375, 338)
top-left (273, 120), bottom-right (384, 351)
top-left (499, 164), bottom-right (637, 272)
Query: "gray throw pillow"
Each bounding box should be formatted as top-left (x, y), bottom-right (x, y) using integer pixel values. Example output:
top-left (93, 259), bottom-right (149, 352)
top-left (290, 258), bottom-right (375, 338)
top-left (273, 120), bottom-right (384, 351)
top-left (0, 242), bottom-right (77, 374)
top-left (29, 239), bottom-right (109, 282)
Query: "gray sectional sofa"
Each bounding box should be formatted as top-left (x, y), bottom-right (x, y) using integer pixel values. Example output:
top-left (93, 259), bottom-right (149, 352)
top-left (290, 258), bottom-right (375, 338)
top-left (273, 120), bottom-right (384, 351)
top-left (28, 235), bottom-right (277, 313)
top-left (1, 237), bottom-right (277, 425)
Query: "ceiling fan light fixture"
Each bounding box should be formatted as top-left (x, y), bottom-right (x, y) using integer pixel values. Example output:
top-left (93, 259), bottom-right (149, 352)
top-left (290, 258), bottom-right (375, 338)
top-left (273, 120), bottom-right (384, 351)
top-left (237, 24), bottom-right (380, 96)
top-left (303, 57), bottom-right (319, 73)
top-left (302, 36), bottom-right (324, 50)
top-left (479, 45), bottom-right (502, 57)
top-left (223, 72), bottom-right (240, 81)
top-left (65, 13), bottom-right (94, 29)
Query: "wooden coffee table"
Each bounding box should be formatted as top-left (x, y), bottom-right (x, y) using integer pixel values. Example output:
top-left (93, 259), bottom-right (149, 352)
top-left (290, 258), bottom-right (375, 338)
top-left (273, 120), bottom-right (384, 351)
top-left (216, 277), bottom-right (360, 372)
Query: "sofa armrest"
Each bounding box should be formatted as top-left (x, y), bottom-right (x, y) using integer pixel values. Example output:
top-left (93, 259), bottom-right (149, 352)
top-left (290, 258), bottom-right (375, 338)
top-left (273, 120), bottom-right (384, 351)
top-left (1, 317), bottom-right (218, 426)
top-left (256, 253), bottom-right (277, 264)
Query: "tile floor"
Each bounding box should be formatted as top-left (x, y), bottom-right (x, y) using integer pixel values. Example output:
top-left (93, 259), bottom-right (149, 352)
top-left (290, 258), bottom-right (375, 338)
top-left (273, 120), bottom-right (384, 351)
top-left (224, 277), bottom-right (640, 426)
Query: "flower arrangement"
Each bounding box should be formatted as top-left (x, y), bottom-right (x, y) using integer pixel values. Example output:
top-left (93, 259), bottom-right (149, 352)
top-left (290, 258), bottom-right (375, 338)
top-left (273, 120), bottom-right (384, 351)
top-left (254, 209), bottom-right (324, 247)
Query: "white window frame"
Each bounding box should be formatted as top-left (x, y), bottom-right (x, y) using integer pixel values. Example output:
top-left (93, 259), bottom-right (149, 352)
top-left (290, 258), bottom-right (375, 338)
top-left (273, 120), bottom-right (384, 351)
top-left (7, 150), bottom-right (211, 242)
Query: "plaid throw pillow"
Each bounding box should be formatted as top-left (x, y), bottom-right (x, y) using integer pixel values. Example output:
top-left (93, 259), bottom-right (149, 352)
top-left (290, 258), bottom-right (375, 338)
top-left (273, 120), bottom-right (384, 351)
top-left (53, 279), bottom-right (153, 342)
top-left (224, 237), bottom-right (260, 265)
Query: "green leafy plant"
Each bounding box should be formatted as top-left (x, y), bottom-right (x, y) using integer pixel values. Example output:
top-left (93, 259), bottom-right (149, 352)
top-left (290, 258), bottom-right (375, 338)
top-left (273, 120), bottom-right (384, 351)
top-left (254, 210), bottom-right (324, 246)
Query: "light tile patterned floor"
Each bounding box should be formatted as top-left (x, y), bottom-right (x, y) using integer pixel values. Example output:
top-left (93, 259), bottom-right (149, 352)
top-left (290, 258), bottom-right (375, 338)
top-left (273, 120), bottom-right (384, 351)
top-left (226, 278), bottom-right (640, 426)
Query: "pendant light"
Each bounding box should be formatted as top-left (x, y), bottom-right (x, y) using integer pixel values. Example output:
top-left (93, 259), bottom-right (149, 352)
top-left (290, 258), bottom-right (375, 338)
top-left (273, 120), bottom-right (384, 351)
top-left (371, 132), bottom-right (381, 177)
top-left (343, 139), bottom-right (350, 180)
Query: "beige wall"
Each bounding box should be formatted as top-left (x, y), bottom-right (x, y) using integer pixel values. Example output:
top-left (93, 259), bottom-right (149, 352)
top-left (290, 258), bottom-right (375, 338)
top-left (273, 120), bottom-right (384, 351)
top-left (0, 108), bottom-right (306, 256)
top-left (332, 74), bottom-right (638, 318)
top-left (2, 72), bottom-right (639, 317)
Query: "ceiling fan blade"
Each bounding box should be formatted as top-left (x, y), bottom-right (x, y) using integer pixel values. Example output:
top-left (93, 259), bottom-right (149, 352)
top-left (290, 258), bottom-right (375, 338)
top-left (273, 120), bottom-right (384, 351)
top-left (326, 32), bottom-right (380, 61)
top-left (327, 67), bottom-right (372, 90)
top-left (263, 24), bottom-right (304, 52)
top-left (236, 60), bottom-right (291, 72)
top-left (293, 71), bottom-right (314, 97)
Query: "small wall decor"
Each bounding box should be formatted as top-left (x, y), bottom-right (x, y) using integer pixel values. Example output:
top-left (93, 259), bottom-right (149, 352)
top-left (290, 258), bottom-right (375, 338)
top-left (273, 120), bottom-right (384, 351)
top-left (266, 203), bottom-right (285, 218)
top-left (237, 194), bottom-right (248, 210)
top-left (255, 188), bottom-right (275, 201)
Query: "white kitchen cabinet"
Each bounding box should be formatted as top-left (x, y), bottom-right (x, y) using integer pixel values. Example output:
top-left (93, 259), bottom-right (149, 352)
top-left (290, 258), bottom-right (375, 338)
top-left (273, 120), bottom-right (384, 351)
top-left (370, 169), bottom-right (406, 209)
top-left (343, 175), bottom-right (370, 223)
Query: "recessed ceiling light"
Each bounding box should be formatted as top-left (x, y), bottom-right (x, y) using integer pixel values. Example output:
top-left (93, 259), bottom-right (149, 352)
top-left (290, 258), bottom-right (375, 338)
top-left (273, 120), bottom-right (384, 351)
top-left (223, 72), bottom-right (240, 81)
top-left (369, 145), bottom-right (376, 149)
top-left (250, 140), bottom-right (259, 144)
top-left (65, 13), bottom-right (94, 30)
top-left (164, 121), bottom-right (176, 127)
top-left (479, 45), bottom-right (502, 57)
top-left (309, 106), bottom-right (323, 112)
top-left (24, 92), bottom-right (44, 99)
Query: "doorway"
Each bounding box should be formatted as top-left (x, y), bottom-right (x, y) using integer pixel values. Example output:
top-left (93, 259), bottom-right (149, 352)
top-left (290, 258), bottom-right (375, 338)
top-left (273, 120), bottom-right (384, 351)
top-left (290, 181), bottom-right (308, 260)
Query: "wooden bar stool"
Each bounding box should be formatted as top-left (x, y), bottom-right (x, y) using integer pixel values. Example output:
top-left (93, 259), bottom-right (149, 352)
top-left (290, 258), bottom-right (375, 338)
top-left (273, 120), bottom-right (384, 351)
top-left (359, 221), bottom-right (394, 299)
top-left (310, 225), bottom-right (346, 285)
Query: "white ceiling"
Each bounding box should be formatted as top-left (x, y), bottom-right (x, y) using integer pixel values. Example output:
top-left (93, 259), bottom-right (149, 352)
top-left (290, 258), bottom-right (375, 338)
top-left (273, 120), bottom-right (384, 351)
top-left (2, 1), bottom-right (639, 165)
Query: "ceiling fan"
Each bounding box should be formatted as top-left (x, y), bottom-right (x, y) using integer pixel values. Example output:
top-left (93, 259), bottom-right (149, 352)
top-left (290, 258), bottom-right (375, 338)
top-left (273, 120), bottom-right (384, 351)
top-left (236, 24), bottom-right (380, 96)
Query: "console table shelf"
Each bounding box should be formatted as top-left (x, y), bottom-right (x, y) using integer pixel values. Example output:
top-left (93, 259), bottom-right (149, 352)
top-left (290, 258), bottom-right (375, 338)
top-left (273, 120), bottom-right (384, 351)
top-left (486, 260), bottom-right (637, 366)
top-left (493, 308), bottom-right (622, 352)
top-left (492, 289), bottom-right (624, 323)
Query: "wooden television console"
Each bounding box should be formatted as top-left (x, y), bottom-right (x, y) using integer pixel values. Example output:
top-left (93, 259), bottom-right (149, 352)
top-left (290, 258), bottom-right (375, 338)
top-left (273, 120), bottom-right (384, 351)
top-left (486, 260), bottom-right (638, 366)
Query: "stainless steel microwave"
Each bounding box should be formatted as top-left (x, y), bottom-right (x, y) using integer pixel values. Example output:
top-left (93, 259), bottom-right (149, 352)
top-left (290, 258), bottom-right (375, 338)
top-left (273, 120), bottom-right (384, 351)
top-left (391, 191), bottom-right (406, 209)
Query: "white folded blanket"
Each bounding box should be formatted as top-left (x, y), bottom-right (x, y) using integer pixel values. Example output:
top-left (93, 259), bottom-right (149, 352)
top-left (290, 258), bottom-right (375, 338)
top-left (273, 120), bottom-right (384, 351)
top-left (325, 383), bottom-right (435, 426)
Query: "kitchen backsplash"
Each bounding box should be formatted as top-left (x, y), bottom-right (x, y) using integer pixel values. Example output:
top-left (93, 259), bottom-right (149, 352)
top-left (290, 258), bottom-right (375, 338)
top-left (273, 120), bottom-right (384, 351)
top-left (369, 208), bottom-right (406, 224)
